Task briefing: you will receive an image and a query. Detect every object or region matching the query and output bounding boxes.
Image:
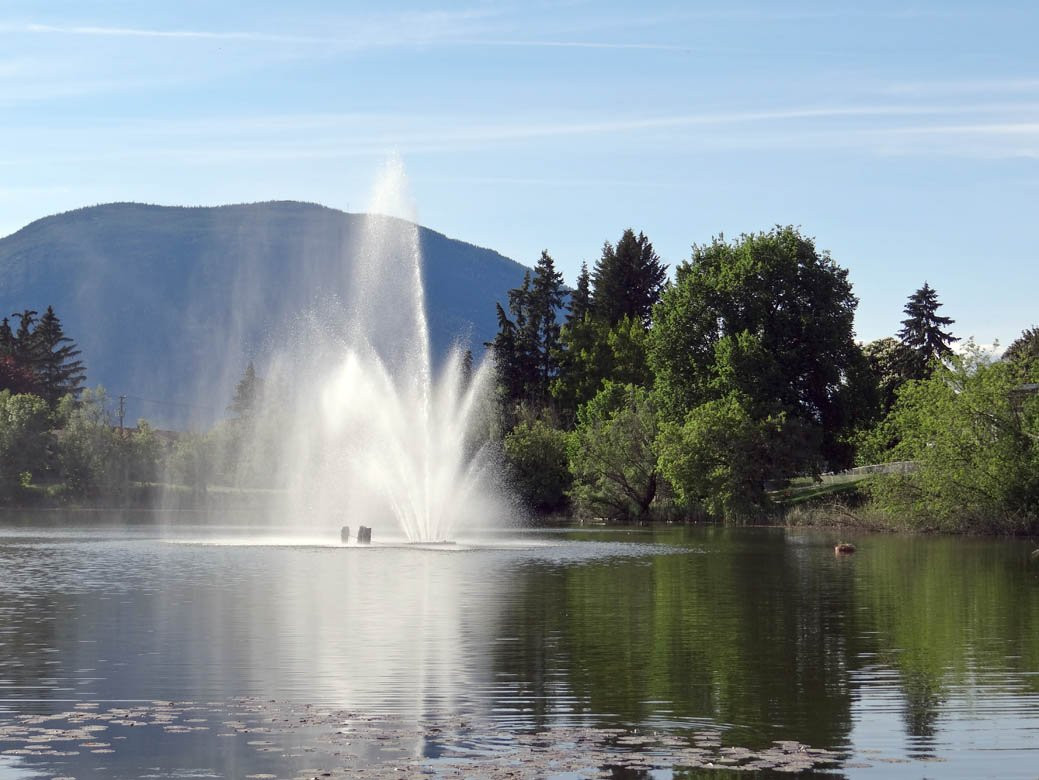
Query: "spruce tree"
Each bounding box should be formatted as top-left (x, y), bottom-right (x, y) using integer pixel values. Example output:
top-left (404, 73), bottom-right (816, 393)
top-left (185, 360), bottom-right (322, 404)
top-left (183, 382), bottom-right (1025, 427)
top-left (229, 361), bottom-right (259, 418)
top-left (488, 302), bottom-right (522, 402)
top-left (0, 315), bottom-right (36, 394)
top-left (1003, 326), bottom-right (1039, 369)
top-left (488, 254), bottom-right (567, 412)
top-left (529, 250), bottom-right (565, 399)
top-left (591, 229), bottom-right (667, 326)
top-left (897, 283), bottom-right (958, 380)
top-left (33, 306), bottom-right (86, 406)
top-left (507, 271), bottom-right (539, 401)
top-left (566, 262), bottom-right (592, 327)
top-left (12, 309), bottom-right (39, 368)
top-left (460, 348), bottom-right (473, 391)
top-left (0, 318), bottom-right (13, 358)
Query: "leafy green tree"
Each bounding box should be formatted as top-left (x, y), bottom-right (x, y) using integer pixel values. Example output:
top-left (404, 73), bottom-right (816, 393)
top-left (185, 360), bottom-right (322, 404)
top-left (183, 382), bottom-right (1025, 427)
top-left (552, 244), bottom-right (657, 424)
top-left (1003, 326), bottom-right (1039, 371)
top-left (0, 391), bottom-right (53, 493)
top-left (648, 226), bottom-right (860, 470)
top-left (592, 229), bottom-right (667, 326)
top-left (502, 418), bottom-right (571, 512)
top-left (862, 337), bottom-right (913, 417)
top-left (568, 383), bottom-right (660, 522)
top-left (32, 306), bottom-right (86, 407)
top-left (126, 420), bottom-right (163, 484)
top-left (897, 282), bottom-right (957, 380)
top-left (551, 314), bottom-right (651, 425)
top-left (167, 432), bottom-right (213, 502)
top-left (868, 345), bottom-right (1039, 532)
top-left (656, 391), bottom-right (802, 521)
top-left (55, 388), bottom-right (123, 497)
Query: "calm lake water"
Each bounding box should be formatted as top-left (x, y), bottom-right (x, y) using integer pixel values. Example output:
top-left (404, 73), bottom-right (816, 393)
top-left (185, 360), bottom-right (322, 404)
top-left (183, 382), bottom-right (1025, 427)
top-left (1, 519), bottom-right (1037, 778)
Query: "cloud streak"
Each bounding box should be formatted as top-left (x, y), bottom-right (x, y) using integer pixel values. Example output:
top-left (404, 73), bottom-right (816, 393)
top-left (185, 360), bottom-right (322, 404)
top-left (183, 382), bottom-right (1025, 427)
top-left (3, 101), bottom-right (1038, 167)
top-left (13, 22), bottom-right (317, 42)
top-left (1, 19), bottom-right (686, 52)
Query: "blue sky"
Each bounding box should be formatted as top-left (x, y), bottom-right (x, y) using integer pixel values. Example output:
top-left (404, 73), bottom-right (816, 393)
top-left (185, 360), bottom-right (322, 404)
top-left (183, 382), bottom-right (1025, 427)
top-left (1, 0), bottom-right (1037, 347)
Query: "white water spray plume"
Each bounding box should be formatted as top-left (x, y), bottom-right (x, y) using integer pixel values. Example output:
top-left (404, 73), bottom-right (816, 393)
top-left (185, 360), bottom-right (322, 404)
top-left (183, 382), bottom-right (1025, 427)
top-left (223, 158), bottom-right (509, 542)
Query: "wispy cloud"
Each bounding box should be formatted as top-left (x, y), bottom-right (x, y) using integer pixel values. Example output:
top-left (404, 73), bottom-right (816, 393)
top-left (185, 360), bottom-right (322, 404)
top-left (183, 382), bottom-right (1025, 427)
top-left (877, 78), bottom-right (1039, 97)
top-left (4, 101), bottom-right (1038, 166)
top-left (459, 39), bottom-right (688, 51)
top-left (1, 18), bottom-right (688, 53)
top-left (9, 22), bottom-right (318, 42)
top-left (0, 9), bottom-right (500, 48)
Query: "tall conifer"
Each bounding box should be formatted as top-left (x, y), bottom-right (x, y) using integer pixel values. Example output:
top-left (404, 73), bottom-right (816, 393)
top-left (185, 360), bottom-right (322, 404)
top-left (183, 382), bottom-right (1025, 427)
top-left (566, 262), bottom-right (592, 326)
top-left (897, 283), bottom-right (957, 380)
top-left (12, 310), bottom-right (39, 368)
top-left (0, 318), bottom-right (14, 358)
top-left (33, 306), bottom-right (86, 406)
top-left (591, 229), bottom-right (667, 326)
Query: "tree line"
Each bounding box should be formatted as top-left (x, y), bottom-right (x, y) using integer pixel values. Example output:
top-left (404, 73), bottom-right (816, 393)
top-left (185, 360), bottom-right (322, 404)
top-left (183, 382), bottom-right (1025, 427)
top-left (2, 232), bottom-right (1036, 531)
top-left (0, 306), bottom-right (172, 502)
top-left (490, 226), bottom-right (1039, 532)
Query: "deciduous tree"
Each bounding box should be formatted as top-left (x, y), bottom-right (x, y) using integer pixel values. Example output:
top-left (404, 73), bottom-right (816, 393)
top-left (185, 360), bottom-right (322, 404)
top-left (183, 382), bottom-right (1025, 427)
top-left (649, 226), bottom-right (860, 470)
top-left (869, 345), bottom-right (1039, 532)
top-left (502, 418), bottom-right (571, 513)
top-left (568, 383), bottom-right (660, 522)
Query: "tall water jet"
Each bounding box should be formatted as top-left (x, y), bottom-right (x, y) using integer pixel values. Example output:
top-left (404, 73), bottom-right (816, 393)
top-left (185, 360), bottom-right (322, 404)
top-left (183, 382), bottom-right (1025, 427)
top-left (254, 158), bottom-right (503, 543)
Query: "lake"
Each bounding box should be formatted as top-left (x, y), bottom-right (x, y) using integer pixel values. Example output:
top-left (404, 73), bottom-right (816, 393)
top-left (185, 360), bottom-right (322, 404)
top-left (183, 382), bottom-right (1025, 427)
top-left (1, 519), bottom-right (1037, 778)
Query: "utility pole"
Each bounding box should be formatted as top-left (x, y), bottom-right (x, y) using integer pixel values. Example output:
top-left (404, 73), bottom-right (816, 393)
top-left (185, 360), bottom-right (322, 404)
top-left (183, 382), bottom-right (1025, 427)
top-left (118, 395), bottom-right (126, 436)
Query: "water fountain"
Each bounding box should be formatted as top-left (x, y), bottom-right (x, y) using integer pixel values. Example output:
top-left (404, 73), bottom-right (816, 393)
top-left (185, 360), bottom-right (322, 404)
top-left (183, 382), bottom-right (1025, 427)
top-left (241, 158), bottom-right (505, 543)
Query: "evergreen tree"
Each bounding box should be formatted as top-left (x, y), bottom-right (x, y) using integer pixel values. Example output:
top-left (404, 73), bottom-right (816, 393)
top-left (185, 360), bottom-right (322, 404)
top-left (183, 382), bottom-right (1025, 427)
top-left (33, 306), bottom-right (86, 407)
top-left (0, 319), bottom-right (31, 394)
top-left (566, 262), bottom-right (592, 327)
top-left (529, 250), bottom-right (565, 399)
top-left (229, 361), bottom-right (259, 418)
top-left (488, 302), bottom-right (523, 403)
top-left (1003, 326), bottom-right (1039, 370)
top-left (551, 314), bottom-right (651, 425)
top-left (506, 271), bottom-right (539, 401)
top-left (0, 357), bottom-right (38, 395)
top-left (591, 229), bottom-right (667, 326)
top-left (488, 255), bottom-right (566, 411)
top-left (11, 310), bottom-right (39, 368)
top-left (460, 348), bottom-right (474, 391)
top-left (897, 283), bottom-right (957, 380)
top-left (0, 318), bottom-right (13, 358)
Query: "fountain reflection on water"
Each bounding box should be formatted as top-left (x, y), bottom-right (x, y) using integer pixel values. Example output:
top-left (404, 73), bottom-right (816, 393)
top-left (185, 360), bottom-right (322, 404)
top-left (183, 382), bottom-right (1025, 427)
top-left (250, 158), bottom-right (506, 543)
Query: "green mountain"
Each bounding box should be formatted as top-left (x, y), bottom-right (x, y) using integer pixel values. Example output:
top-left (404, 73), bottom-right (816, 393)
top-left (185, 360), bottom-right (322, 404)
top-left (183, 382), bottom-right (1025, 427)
top-left (0, 201), bottom-right (528, 427)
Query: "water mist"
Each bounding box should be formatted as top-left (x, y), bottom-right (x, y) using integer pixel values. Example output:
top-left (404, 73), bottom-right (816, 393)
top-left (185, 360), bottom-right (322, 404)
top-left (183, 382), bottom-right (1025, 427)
top-left (238, 159), bottom-right (505, 543)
